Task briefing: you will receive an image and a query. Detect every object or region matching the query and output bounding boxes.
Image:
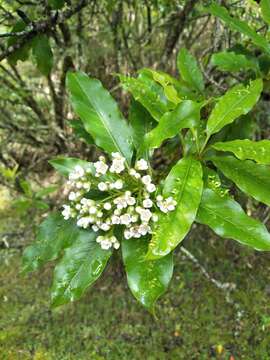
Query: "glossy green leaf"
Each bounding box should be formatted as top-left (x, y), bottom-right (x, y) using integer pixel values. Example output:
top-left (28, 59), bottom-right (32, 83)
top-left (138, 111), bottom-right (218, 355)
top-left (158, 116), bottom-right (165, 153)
top-left (122, 238), bottom-right (173, 312)
top-left (177, 48), bottom-right (204, 93)
top-left (147, 157), bottom-right (203, 259)
top-left (32, 35), bottom-right (53, 76)
top-left (128, 99), bottom-right (155, 153)
top-left (212, 140), bottom-right (270, 165)
top-left (141, 69), bottom-right (181, 104)
top-left (48, 0), bottom-right (65, 9)
top-left (7, 20), bottom-right (32, 64)
top-left (206, 79), bottom-right (262, 138)
top-left (212, 155), bottom-right (270, 206)
top-left (51, 230), bottom-right (111, 306)
top-left (207, 3), bottom-right (270, 55)
top-left (211, 51), bottom-right (258, 73)
top-left (143, 100), bottom-right (203, 151)
top-left (49, 157), bottom-right (94, 177)
top-left (261, 0), bottom-right (270, 26)
top-left (197, 188), bottom-right (270, 251)
top-left (35, 185), bottom-right (58, 198)
top-left (22, 213), bottom-right (77, 273)
top-left (67, 72), bottom-right (133, 163)
top-left (69, 119), bottom-right (94, 145)
top-left (119, 74), bottom-right (171, 121)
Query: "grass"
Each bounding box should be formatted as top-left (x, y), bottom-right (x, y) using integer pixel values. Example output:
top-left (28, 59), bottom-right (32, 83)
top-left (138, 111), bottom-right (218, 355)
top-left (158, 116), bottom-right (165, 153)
top-left (1, 225), bottom-right (270, 360)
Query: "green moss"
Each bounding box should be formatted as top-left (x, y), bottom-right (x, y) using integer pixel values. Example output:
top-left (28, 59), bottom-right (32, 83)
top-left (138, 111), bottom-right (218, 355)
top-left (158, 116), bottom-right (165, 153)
top-left (1, 228), bottom-right (270, 359)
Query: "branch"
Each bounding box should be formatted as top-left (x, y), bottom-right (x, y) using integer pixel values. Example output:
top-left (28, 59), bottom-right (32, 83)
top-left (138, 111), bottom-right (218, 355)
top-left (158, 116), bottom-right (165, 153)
top-left (0, 0), bottom-right (91, 62)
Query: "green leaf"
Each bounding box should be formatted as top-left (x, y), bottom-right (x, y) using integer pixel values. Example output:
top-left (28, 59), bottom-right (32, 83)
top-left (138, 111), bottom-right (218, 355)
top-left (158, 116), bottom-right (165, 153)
top-left (147, 157), bottom-right (203, 259)
top-left (67, 71), bottom-right (133, 163)
top-left (122, 237), bottom-right (173, 313)
top-left (212, 155), bottom-right (270, 206)
top-left (51, 230), bottom-right (111, 306)
top-left (49, 157), bottom-right (95, 177)
top-left (211, 51), bottom-right (258, 73)
top-left (128, 99), bottom-right (154, 157)
top-left (22, 213), bottom-right (77, 273)
top-left (140, 69), bottom-right (181, 104)
top-left (32, 35), bottom-right (53, 76)
top-left (19, 179), bottom-right (32, 197)
top-left (261, 0), bottom-right (270, 26)
top-left (35, 185), bottom-right (58, 198)
top-left (7, 20), bottom-right (32, 64)
top-left (143, 100), bottom-right (203, 151)
top-left (69, 119), bottom-right (94, 145)
top-left (177, 48), bottom-right (204, 93)
top-left (197, 188), bottom-right (270, 251)
top-left (212, 140), bottom-right (270, 165)
top-left (119, 74), bottom-right (171, 121)
top-left (48, 0), bottom-right (65, 9)
top-left (207, 3), bottom-right (270, 55)
top-left (206, 79), bottom-right (262, 138)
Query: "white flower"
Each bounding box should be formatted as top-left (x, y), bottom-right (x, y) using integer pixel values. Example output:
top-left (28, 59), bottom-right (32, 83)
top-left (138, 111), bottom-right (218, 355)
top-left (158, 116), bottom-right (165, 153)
top-left (76, 181), bottom-right (83, 189)
top-left (138, 224), bottom-right (151, 236)
top-left (113, 209), bottom-right (122, 216)
top-left (89, 206), bottom-right (97, 214)
top-left (98, 182), bottom-right (108, 191)
top-left (94, 160), bottom-right (108, 175)
top-left (62, 205), bottom-right (71, 220)
top-left (114, 196), bottom-right (128, 209)
top-left (75, 204), bottom-right (81, 210)
top-left (111, 215), bottom-right (120, 224)
top-left (83, 182), bottom-right (91, 191)
top-left (152, 214), bottom-right (159, 222)
top-left (146, 183), bottom-right (156, 193)
top-left (97, 211), bottom-right (103, 218)
top-left (100, 223), bottom-right (110, 231)
top-left (124, 229), bottom-right (132, 239)
top-left (137, 208), bottom-right (152, 222)
top-left (103, 202), bottom-right (112, 210)
top-left (113, 179), bottom-right (123, 189)
top-left (156, 195), bottom-right (163, 202)
top-left (69, 165), bottom-right (85, 180)
top-left (135, 159), bottom-right (148, 171)
top-left (143, 199), bottom-right (153, 208)
top-left (92, 225), bottom-right (99, 232)
top-left (96, 235), bottom-right (104, 243)
top-left (77, 217), bottom-right (91, 228)
top-left (110, 158), bottom-right (125, 174)
top-left (124, 191), bottom-right (136, 206)
top-left (120, 214), bottom-right (132, 225)
top-left (68, 191), bottom-right (77, 201)
top-left (100, 240), bottom-right (112, 250)
top-left (141, 175), bottom-right (152, 185)
top-left (157, 196), bottom-right (177, 213)
top-left (113, 242), bottom-right (120, 250)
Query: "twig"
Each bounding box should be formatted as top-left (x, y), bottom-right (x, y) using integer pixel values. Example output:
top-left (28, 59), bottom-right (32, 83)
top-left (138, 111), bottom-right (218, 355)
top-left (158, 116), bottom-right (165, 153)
top-left (180, 246), bottom-right (236, 293)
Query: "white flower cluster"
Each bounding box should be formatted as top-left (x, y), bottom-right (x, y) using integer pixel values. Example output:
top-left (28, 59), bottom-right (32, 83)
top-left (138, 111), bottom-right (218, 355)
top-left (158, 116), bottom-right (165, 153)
top-left (61, 153), bottom-right (176, 250)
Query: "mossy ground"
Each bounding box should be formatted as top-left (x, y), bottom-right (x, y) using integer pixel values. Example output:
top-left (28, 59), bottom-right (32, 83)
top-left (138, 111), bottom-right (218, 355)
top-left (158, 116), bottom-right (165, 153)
top-left (1, 224), bottom-right (270, 360)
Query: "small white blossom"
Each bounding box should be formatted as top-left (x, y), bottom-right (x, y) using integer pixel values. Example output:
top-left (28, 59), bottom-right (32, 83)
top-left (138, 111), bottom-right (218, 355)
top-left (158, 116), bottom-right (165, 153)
top-left (143, 198), bottom-right (153, 208)
top-left (98, 182), bottom-right (108, 191)
top-left (138, 224), bottom-right (151, 236)
top-left (146, 183), bottom-right (156, 193)
top-left (89, 206), bottom-right (97, 214)
top-left (68, 191), bottom-right (77, 201)
top-left (94, 160), bottom-right (108, 176)
top-left (111, 215), bottom-right (121, 224)
top-left (120, 214), bottom-right (132, 225)
top-left (103, 202), bottom-right (112, 210)
top-left (141, 175), bottom-right (152, 185)
top-left (135, 159), bottom-right (148, 171)
top-left (113, 179), bottom-right (123, 189)
top-left (92, 225), bottom-right (99, 232)
top-left (100, 240), bottom-right (112, 250)
top-left (62, 205), bottom-right (71, 220)
top-left (100, 223), bottom-right (111, 231)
